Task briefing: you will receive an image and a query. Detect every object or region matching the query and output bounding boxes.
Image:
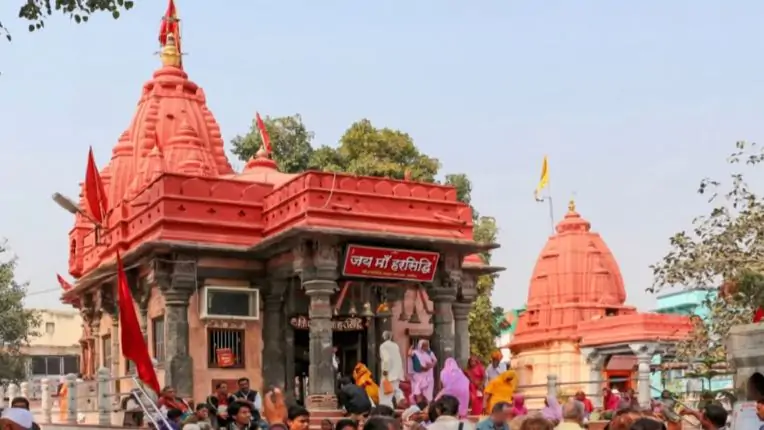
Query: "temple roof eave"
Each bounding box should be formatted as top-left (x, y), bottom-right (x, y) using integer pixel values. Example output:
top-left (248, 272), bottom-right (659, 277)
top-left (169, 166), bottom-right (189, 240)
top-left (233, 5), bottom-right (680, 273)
top-left (62, 226), bottom-right (498, 297)
top-left (246, 225), bottom-right (500, 260)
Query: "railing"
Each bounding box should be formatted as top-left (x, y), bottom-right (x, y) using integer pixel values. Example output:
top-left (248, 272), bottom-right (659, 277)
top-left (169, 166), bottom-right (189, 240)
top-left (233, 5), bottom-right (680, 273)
top-left (1, 368), bottom-right (168, 428)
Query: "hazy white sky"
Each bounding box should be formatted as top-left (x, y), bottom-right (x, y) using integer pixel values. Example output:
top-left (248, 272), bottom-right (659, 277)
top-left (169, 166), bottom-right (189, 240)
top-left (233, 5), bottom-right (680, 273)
top-left (1, 1), bottom-right (763, 312)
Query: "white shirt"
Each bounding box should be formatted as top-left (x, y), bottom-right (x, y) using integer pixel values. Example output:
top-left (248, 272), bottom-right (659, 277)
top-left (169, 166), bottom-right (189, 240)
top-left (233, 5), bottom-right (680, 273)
top-left (485, 362), bottom-right (507, 383)
top-left (379, 340), bottom-right (404, 382)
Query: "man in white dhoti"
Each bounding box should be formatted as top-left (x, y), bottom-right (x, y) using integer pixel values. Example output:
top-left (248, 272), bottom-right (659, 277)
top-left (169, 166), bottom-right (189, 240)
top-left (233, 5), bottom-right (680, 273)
top-left (379, 331), bottom-right (404, 408)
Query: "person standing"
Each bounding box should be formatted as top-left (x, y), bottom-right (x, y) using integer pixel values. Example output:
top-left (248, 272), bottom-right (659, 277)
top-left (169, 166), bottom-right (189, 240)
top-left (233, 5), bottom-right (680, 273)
top-left (232, 378), bottom-right (263, 425)
top-left (409, 339), bottom-right (438, 403)
top-left (378, 331), bottom-right (404, 408)
top-left (484, 351), bottom-right (506, 386)
top-left (555, 401), bottom-right (585, 430)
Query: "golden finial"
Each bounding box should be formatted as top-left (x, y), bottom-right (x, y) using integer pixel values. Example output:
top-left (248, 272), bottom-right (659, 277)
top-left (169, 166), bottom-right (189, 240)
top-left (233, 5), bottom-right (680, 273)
top-left (160, 33), bottom-right (181, 68)
top-left (568, 198), bottom-right (576, 213)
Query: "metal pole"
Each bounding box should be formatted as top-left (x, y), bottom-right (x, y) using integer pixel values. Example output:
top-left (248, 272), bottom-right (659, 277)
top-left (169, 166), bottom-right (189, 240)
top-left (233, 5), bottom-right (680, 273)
top-left (547, 180), bottom-right (556, 234)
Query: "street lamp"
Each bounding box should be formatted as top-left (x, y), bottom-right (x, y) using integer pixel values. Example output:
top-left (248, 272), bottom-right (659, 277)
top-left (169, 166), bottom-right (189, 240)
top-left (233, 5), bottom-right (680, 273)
top-left (51, 192), bottom-right (101, 227)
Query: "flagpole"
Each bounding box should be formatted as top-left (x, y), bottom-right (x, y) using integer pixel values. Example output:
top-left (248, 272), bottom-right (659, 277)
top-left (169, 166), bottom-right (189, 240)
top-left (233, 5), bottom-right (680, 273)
top-left (547, 180), bottom-right (556, 234)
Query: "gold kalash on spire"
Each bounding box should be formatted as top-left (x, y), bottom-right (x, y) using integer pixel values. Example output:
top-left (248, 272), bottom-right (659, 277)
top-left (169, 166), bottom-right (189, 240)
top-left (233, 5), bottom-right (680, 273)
top-left (160, 33), bottom-right (182, 68)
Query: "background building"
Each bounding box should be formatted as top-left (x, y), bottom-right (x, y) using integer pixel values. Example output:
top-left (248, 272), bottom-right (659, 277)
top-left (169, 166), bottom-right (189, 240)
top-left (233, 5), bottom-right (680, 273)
top-left (23, 308), bottom-right (82, 380)
top-left (651, 289), bottom-right (733, 396)
top-left (495, 307), bottom-right (525, 362)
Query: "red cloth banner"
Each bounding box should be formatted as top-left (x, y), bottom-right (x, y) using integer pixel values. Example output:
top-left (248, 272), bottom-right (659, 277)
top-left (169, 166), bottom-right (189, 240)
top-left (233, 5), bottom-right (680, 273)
top-left (216, 348), bottom-right (235, 367)
top-left (342, 244), bottom-right (440, 282)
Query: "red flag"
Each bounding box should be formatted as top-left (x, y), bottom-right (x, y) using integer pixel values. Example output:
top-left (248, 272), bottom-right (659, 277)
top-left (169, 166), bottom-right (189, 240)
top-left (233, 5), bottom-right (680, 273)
top-left (56, 274), bottom-right (73, 291)
top-left (256, 112), bottom-right (272, 153)
top-left (754, 307), bottom-right (764, 323)
top-left (117, 252), bottom-right (161, 394)
top-left (84, 147), bottom-right (108, 224)
top-left (158, 0), bottom-right (182, 68)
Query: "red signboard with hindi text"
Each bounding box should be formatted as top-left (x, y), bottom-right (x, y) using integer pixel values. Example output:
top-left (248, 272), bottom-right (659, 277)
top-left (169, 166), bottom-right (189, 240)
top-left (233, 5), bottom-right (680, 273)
top-left (342, 245), bottom-right (440, 282)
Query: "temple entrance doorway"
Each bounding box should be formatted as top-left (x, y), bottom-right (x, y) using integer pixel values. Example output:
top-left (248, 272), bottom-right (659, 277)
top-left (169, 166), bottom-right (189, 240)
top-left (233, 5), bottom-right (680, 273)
top-left (334, 329), bottom-right (368, 378)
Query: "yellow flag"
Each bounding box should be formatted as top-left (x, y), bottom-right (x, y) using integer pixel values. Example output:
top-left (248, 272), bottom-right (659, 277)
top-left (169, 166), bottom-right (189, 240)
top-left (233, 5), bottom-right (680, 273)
top-left (534, 156), bottom-right (549, 201)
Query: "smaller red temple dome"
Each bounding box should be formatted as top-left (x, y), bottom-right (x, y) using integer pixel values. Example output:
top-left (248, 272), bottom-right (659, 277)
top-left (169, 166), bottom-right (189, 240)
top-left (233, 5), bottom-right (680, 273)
top-left (235, 147), bottom-right (296, 187)
top-left (510, 200), bottom-right (635, 348)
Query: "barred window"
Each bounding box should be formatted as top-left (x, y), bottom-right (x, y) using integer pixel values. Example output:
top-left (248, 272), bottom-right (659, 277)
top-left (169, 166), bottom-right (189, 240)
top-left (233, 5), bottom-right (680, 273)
top-left (207, 328), bottom-right (245, 368)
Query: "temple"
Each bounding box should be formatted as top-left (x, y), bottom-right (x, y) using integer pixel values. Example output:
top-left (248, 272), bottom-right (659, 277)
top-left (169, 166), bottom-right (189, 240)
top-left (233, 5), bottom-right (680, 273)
top-left (58, 7), bottom-right (503, 408)
top-left (509, 201), bottom-right (692, 407)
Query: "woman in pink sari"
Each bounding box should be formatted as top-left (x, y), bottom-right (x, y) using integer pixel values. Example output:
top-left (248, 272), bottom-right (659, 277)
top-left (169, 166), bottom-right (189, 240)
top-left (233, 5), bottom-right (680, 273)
top-left (408, 339), bottom-right (437, 403)
top-left (466, 355), bottom-right (485, 415)
top-left (435, 358), bottom-right (470, 417)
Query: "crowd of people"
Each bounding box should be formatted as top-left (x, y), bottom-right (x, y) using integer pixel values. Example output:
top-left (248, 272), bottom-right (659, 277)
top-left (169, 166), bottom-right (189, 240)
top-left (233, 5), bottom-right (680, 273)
top-left (117, 332), bottom-right (743, 430)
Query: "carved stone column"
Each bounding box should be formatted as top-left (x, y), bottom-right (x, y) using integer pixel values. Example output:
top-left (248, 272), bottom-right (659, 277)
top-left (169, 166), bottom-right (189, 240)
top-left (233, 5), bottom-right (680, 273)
top-left (99, 283), bottom-right (120, 379)
top-left (453, 274), bottom-right (477, 368)
top-left (630, 343), bottom-right (657, 409)
top-left (581, 348), bottom-right (607, 408)
top-left (262, 278), bottom-right (288, 390)
top-left (452, 303), bottom-right (471, 368)
top-left (137, 278), bottom-right (151, 342)
top-left (157, 255), bottom-right (197, 398)
top-left (295, 240), bottom-right (338, 409)
top-left (89, 297), bottom-right (103, 370)
top-left (430, 253), bottom-right (460, 370)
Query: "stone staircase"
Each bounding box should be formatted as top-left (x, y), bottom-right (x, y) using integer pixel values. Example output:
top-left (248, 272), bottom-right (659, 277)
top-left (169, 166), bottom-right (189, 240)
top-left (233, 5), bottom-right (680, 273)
top-left (307, 411), bottom-right (483, 430)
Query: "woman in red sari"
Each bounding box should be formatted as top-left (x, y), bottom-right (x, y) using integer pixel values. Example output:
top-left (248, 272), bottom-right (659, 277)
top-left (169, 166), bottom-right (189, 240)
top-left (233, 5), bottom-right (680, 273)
top-left (466, 355), bottom-right (485, 415)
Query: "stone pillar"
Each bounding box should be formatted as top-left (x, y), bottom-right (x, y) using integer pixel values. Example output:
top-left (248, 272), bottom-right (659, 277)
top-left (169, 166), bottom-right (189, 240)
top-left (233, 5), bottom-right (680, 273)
top-left (294, 240), bottom-right (339, 409)
top-left (452, 302), bottom-right (472, 368)
top-left (65, 373), bottom-right (77, 424)
top-left (546, 374), bottom-right (558, 398)
top-left (97, 367), bottom-right (111, 426)
top-left (262, 278), bottom-right (287, 390)
top-left (581, 348), bottom-right (606, 408)
top-left (40, 378), bottom-right (51, 424)
top-left (304, 280), bottom-right (336, 400)
top-left (429, 287), bottom-right (456, 368)
top-left (630, 343), bottom-right (657, 409)
top-left (90, 311), bottom-right (102, 369)
top-left (453, 274), bottom-right (477, 368)
top-left (375, 289), bottom-right (394, 378)
top-left (157, 256), bottom-right (197, 398)
top-left (727, 322), bottom-right (764, 400)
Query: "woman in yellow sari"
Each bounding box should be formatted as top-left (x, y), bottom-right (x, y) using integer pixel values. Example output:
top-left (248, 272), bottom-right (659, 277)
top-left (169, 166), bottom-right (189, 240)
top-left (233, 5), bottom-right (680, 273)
top-left (58, 378), bottom-right (69, 422)
top-left (353, 363), bottom-right (380, 405)
top-left (483, 369), bottom-right (518, 413)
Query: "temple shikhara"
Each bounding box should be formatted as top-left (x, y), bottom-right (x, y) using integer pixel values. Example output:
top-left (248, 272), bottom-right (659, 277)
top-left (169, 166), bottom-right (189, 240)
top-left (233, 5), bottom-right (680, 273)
top-left (509, 202), bottom-right (692, 407)
top-left (59, 5), bottom-right (501, 407)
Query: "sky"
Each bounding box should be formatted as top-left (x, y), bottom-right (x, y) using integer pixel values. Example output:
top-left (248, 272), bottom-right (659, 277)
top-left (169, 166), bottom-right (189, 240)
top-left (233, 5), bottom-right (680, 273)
top-left (1, 1), bottom-right (763, 312)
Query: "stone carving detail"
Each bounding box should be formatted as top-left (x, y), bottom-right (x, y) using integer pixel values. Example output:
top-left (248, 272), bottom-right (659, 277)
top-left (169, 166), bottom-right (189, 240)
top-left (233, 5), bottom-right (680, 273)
top-left (458, 274), bottom-right (477, 303)
top-left (204, 319), bottom-right (247, 330)
top-left (313, 241), bottom-right (339, 270)
top-left (99, 283), bottom-right (117, 316)
top-left (292, 241), bottom-right (311, 276)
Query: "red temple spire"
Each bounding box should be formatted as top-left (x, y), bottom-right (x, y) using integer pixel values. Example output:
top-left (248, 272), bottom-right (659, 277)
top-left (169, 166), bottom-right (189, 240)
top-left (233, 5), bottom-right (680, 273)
top-left (158, 0), bottom-right (182, 69)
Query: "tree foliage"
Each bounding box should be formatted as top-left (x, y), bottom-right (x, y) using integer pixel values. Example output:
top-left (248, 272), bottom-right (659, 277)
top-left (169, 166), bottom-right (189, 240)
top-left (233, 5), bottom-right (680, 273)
top-left (2, 0), bottom-right (133, 42)
top-left (232, 115), bottom-right (502, 358)
top-left (0, 241), bottom-right (40, 381)
top-left (650, 141), bottom-right (764, 367)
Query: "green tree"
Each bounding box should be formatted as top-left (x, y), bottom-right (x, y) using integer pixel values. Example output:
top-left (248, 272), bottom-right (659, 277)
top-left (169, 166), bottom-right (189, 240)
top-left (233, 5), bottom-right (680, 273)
top-left (0, 241), bottom-right (40, 381)
top-left (232, 116), bottom-right (503, 358)
top-left (650, 141), bottom-right (764, 368)
top-left (468, 216), bottom-right (503, 360)
top-left (3, 0), bottom-right (133, 41)
top-left (230, 114), bottom-right (316, 174)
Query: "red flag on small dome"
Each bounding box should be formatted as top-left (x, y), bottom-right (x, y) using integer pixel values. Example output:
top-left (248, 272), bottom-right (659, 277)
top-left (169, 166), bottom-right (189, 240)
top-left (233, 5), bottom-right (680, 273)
top-left (84, 147), bottom-right (108, 224)
top-left (159, 0), bottom-right (182, 68)
top-left (256, 112), bottom-right (272, 154)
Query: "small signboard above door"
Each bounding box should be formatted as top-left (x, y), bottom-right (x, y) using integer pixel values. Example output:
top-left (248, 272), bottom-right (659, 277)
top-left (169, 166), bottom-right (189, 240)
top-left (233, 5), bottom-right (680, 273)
top-left (342, 244), bottom-right (440, 282)
top-left (289, 315), bottom-right (367, 331)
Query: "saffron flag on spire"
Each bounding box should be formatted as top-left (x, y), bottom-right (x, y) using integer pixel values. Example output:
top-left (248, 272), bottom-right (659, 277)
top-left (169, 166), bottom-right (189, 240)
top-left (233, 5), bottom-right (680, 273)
top-left (84, 147), bottom-right (108, 224)
top-left (534, 155), bottom-right (549, 202)
top-left (117, 252), bottom-right (161, 395)
top-left (56, 274), bottom-right (73, 291)
top-left (158, 0), bottom-right (182, 68)
top-left (256, 112), bottom-right (272, 154)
